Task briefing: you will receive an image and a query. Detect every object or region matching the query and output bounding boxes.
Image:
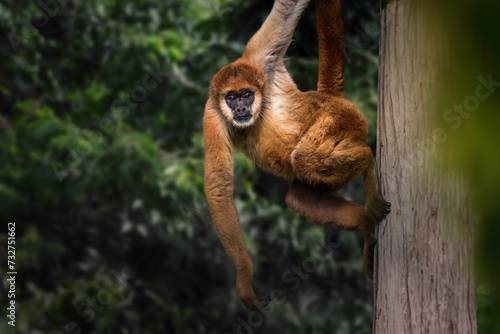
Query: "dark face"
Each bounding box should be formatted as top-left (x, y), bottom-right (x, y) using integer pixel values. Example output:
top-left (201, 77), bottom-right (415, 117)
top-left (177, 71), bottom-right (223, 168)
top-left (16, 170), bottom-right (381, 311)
top-left (225, 89), bottom-right (255, 124)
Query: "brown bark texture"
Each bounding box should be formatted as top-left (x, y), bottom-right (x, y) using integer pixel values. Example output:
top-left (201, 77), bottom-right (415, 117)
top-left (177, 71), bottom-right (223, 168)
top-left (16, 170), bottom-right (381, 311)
top-left (374, 1), bottom-right (477, 333)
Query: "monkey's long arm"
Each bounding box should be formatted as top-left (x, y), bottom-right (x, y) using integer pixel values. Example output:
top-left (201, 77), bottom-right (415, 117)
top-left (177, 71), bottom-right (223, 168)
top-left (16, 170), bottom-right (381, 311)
top-left (242, 0), bottom-right (311, 76)
top-left (203, 105), bottom-right (270, 310)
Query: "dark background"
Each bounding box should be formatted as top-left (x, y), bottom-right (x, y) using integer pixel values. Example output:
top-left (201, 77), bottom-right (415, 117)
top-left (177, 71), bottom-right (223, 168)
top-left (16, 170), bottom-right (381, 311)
top-left (0, 0), bottom-right (497, 333)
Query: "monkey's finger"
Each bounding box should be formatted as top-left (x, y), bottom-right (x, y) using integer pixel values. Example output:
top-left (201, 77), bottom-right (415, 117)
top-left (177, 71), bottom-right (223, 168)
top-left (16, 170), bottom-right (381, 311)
top-left (258, 296), bottom-right (272, 309)
top-left (245, 295), bottom-right (273, 310)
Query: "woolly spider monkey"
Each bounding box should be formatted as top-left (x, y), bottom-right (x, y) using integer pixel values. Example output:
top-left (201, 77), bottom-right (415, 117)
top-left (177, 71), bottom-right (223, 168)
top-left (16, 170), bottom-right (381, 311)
top-left (203, 0), bottom-right (390, 310)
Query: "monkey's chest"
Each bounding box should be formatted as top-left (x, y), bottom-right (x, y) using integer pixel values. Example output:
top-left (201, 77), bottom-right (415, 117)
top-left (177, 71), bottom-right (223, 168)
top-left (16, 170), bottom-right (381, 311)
top-left (235, 132), bottom-right (296, 179)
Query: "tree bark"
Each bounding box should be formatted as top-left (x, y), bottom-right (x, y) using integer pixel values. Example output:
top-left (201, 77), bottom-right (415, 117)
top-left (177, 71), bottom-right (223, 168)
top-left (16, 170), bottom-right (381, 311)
top-left (374, 1), bottom-right (477, 333)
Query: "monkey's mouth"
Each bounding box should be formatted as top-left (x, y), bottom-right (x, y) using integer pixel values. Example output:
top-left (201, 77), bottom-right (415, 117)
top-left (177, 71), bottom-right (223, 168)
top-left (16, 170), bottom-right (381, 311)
top-left (233, 114), bottom-right (253, 123)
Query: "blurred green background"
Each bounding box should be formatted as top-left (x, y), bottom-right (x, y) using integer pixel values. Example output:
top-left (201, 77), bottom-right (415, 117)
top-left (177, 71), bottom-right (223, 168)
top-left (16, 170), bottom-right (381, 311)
top-left (0, 0), bottom-right (498, 333)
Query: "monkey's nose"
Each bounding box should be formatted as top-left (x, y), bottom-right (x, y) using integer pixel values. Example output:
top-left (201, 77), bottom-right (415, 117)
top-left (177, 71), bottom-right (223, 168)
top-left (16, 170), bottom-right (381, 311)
top-left (234, 109), bottom-right (252, 122)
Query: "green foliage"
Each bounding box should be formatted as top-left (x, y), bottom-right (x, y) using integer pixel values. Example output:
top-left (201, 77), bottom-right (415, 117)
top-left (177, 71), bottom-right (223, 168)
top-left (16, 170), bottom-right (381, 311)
top-left (0, 0), bottom-right (381, 333)
top-left (433, 0), bottom-right (500, 332)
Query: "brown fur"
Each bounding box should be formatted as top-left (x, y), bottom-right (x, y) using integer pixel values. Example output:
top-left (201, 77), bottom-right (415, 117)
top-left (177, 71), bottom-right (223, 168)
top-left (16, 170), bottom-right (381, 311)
top-left (203, 0), bottom-right (390, 310)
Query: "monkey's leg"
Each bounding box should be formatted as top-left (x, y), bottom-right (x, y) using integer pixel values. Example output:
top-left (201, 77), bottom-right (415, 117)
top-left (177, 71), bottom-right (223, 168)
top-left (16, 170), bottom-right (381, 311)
top-left (359, 152), bottom-right (391, 279)
top-left (291, 133), bottom-right (390, 278)
top-left (316, 0), bottom-right (345, 96)
top-left (362, 150), bottom-right (391, 224)
top-left (285, 179), bottom-right (366, 231)
top-left (285, 179), bottom-right (378, 278)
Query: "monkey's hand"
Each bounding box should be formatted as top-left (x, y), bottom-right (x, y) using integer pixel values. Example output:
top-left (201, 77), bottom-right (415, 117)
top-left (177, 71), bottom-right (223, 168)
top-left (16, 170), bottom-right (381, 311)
top-left (239, 291), bottom-right (272, 311)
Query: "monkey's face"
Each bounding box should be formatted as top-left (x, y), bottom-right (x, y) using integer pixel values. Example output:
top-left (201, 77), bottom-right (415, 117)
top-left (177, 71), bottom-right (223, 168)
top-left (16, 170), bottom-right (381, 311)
top-left (210, 61), bottom-right (266, 128)
top-left (223, 89), bottom-right (257, 127)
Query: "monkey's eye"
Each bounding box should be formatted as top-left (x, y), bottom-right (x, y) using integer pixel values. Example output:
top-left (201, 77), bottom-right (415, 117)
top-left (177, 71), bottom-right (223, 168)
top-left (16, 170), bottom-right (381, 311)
top-left (243, 93), bottom-right (253, 99)
top-left (226, 95), bottom-right (236, 101)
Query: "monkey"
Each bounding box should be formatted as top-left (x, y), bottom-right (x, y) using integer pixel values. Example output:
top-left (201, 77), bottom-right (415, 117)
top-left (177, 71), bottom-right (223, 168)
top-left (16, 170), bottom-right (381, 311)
top-left (203, 0), bottom-right (390, 310)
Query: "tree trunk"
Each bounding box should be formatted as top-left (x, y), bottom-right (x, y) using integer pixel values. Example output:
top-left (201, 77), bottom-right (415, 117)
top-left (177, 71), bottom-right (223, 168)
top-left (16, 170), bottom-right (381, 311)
top-left (373, 1), bottom-right (477, 333)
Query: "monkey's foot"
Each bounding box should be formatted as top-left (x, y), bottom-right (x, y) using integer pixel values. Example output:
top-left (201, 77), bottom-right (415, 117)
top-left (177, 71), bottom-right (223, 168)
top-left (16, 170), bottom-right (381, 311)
top-left (367, 196), bottom-right (391, 223)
